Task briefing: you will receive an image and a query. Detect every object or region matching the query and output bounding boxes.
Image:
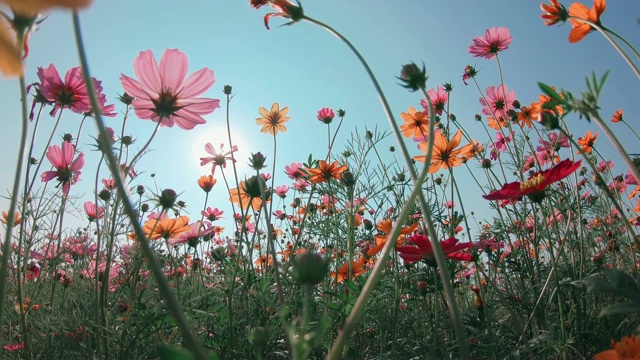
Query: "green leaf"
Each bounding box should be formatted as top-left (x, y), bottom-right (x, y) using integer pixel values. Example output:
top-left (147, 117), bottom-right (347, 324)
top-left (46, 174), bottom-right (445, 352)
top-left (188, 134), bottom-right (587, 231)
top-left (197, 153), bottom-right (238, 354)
top-left (538, 82), bottom-right (564, 103)
top-left (599, 302), bottom-right (640, 317)
top-left (608, 270), bottom-right (640, 303)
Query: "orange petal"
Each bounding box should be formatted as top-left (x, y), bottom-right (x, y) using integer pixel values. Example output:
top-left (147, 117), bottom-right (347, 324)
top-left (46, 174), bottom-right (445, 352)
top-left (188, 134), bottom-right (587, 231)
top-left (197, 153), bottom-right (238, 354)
top-left (568, 24), bottom-right (591, 43)
top-left (0, 28), bottom-right (22, 77)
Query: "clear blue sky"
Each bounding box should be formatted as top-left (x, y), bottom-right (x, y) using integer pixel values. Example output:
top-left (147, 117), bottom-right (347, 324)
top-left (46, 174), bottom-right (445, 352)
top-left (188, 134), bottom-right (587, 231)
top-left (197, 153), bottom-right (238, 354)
top-left (1, 1), bottom-right (639, 232)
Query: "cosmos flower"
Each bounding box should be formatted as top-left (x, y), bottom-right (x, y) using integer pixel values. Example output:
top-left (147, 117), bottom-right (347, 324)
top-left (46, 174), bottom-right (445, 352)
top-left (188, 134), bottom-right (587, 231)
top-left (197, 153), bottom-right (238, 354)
top-left (367, 219), bottom-right (419, 257)
top-left (142, 216), bottom-right (191, 240)
top-left (611, 109), bottom-right (623, 123)
top-left (400, 107), bottom-right (430, 138)
top-left (197, 175), bottom-right (217, 193)
top-left (480, 85), bottom-right (516, 118)
top-left (396, 234), bottom-right (473, 267)
top-left (422, 86), bottom-right (448, 116)
top-left (307, 160), bottom-right (348, 183)
top-left (0, 0), bottom-right (92, 77)
top-left (468, 27), bottom-right (512, 59)
top-left (256, 102), bottom-right (291, 135)
top-left (40, 141), bottom-right (84, 196)
top-left (1, 211), bottom-right (21, 226)
top-left (317, 107), bottom-right (335, 124)
top-left (200, 143), bottom-right (238, 175)
top-left (577, 130), bottom-right (598, 154)
top-left (540, 0), bottom-right (569, 26)
top-left (414, 130), bottom-right (473, 174)
top-left (483, 159), bottom-right (581, 203)
top-left (568, 0), bottom-right (606, 43)
top-left (594, 334), bottom-right (640, 360)
top-left (250, 0), bottom-right (303, 30)
top-left (120, 49), bottom-right (220, 130)
top-left (83, 201), bottom-right (104, 222)
top-left (330, 257), bottom-right (367, 283)
top-left (35, 65), bottom-right (91, 116)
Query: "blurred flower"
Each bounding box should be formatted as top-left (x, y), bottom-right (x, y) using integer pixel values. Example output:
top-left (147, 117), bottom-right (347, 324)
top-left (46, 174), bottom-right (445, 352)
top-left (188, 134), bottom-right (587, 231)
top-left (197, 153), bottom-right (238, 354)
top-left (483, 159), bottom-right (581, 203)
top-left (462, 65), bottom-right (478, 86)
top-left (40, 142), bottom-right (84, 196)
top-left (83, 201), bottom-right (104, 222)
top-left (540, 0), bottom-right (569, 26)
top-left (307, 160), bottom-right (348, 183)
top-left (168, 221), bottom-right (215, 247)
top-left (317, 107), bottom-right (335, 124)
top-left (0, 0), bottom-right (92, 77)
top-left (400, 107), bottom-right (430, 138)
top-left (256, 102), bottom-right (291, 135)
top-left (120, 49), bottom-right (220, 130)
top-left (284, 162), bottom-right (306, 180)
top-left (577, 130), bottom-right (598, 154)
top-left (490, 131), bottom-right (513, 152)
top-left (1, 211), bottom-right (21, 225)
top-left (330, 257), bottom-right (367, 283)
top-left (229, 178), bottom-right (268, 211)
top-left (274, 185), bottom-right (290, 198)
top-left (414, 130), bottom-right (473, 173)
top-left (3, 341), bottom-right (24, 351)
top-left (594, 334), bottom-right (640, 360)
top-left (568, 0), bottom-right (606, 43)
top-left (396, 235), bottom-right (473, 266)
top-left (367, 219), bottom-right (419, 257)
top-left (480, 85), bottom-right (516, 118)
top-left (468, 27), bottom-right (512, 59)
top-left (200, 143), bottom-right (238, 175)
top-left (611, 108), bottom-right (623, 123)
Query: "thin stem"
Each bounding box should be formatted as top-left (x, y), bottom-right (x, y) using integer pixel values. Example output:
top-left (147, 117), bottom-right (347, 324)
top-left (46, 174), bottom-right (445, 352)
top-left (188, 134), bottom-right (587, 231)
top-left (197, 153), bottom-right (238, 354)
top-left (72, 12), bottom-right (208, 360)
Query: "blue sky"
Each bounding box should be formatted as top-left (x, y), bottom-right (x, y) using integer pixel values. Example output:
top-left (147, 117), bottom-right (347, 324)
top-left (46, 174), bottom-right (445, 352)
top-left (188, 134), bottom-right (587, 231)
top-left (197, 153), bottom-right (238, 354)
top-left (1, 0), bottom-right (639, 233)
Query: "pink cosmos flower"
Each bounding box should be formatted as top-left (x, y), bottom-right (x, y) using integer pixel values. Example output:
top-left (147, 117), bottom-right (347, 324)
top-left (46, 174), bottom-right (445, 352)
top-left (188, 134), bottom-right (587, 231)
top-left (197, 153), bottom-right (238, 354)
top-left (36, 64), bottom-right (91, 116)
top-left (201, 207), bottom-right (224, 221)
top-left (468, 27), bottom-right (513, 59)
top-left (490, 131), bottom-right (512, 152)
top-left (317, 107), bottom-right (335, 124)
top-left (625, 171), bottom-right (638, 185)
top-left (102, 178), bottom-right (116, 190)
top-left (120, 49), bottom-right (220, 130)
top-left (168, 221), bottom-right (215, 247)
top-left (275, 185), bottom-right (290, 197)
top-left (200, 143), bottom-right (238, 175)
top-left (83, 201), bottom-right (104, 222)
top-left (421, 86), bottom-right (448, 116)
top-left (597, 160), bottom-right (614, 173)
top-left (479, 85), bottom-right (516, 117)
top-left (537, 132), bottom-right (570, 153)
top-left (3, 342), bottom-right (25, 351)
top-left (40, 142), bottom-right (84, 196)
top-left (284, 162), bottom-right (306, 180)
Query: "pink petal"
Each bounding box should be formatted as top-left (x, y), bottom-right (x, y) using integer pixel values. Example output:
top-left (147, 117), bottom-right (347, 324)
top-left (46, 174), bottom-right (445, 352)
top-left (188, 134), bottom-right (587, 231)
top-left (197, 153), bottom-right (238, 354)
top-left (179, 97), bottom-right (221, 114)
top-left (159, 49), bottom-right (188, 93)
top-left (133, 50), bottom-right (162, 94)
top-left (120, 74), bottom-right (150, 100)
top-left (180, 67), bottom-right (214, 98)
top-left (41, 170), bottom-right (58, 182)
top-left (45, 145), bottom-right (62, 168)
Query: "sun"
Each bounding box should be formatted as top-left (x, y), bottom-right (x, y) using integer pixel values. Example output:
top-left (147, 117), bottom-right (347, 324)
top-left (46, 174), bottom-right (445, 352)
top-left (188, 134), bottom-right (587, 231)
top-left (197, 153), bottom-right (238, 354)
top-left (191, 124), bottom-right (250, 176)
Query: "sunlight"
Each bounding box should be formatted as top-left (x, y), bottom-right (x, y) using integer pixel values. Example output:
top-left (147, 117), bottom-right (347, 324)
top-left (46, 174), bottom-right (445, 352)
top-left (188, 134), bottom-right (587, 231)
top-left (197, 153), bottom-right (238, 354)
top-left (191, 124), bottom-right (250, 178)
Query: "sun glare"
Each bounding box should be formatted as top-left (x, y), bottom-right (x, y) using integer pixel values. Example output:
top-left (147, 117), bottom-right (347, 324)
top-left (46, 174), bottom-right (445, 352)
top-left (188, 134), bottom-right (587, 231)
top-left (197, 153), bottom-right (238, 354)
top-left (191, 125), bottom-right (249, 176)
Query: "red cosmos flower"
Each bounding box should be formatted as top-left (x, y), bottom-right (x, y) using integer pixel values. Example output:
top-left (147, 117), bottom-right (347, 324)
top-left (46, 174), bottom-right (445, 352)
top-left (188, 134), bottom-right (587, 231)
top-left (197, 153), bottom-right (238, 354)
top-left (120, 49), bottom-right (220, 130)
top-left (40, 141), bottom-right (84, 196)
top-left (316, 107), bottom-right (335, 124)
top-left (483, 159), bottom-right (581, 203)
top-left (250, 0), bottom-right (303, 30)
top-left (396, 234), bottom-right (473, 267)
top-left (3, 341), bottom-right (25, 351)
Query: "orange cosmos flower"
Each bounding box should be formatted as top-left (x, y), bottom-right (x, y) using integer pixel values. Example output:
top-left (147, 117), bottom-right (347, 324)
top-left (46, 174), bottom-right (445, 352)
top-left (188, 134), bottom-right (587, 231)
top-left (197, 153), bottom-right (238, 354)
top-left (577, 130), bottom-right (598, 154)
top-left (487, 116), bottom-right (508, 130)
top-left (1, 211), bottom-right (22, 225)
top-left (540, 0), bottom-right (569, 26)
top-left (538, 87), bottom-right (565, 115)
top-left (142, 216), bottom-right (191, 240)
top-left (568, 0), bottom-right (606, 43)
top-left (307, 160), bottom-right (348, 184)
top-left (229, 177), bottom-right (269, 211)
top-left (414, 130), bottom-right (474, 174)
top-left (1, 0), bottom-right (92, 77)
top-left (330, 257), bottom-right (367, 283)
top-left (594, 334), bottom-right (640, 360)
top-left (400, 107), bottom-right (430, 138)
top-left (611, 109), bottom-right (623, 123)
top-left (255, 102), bottom-right (291, 136)
top-left (367, 219), bottom-right (419, 257)
top-left (197, 175), bottom-right (217, 193)
top-left (517, 102), bottom-right (542, 128)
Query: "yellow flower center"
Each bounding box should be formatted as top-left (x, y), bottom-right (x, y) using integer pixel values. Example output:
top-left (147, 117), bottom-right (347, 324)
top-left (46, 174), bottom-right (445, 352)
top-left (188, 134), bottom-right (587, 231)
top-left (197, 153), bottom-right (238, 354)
top-left (520, 174), bottom-right (545, 191)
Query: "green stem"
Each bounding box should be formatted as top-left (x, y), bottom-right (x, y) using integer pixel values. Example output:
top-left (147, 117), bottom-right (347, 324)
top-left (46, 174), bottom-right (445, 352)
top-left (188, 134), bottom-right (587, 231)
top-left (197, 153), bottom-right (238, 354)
top-left (72, 12), bottom-right (208, 360)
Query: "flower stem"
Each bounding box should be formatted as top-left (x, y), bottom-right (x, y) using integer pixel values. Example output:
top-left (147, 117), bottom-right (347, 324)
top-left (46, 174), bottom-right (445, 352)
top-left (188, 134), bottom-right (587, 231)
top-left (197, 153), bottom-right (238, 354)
top-left (72, 12), bottom-right (208, 360)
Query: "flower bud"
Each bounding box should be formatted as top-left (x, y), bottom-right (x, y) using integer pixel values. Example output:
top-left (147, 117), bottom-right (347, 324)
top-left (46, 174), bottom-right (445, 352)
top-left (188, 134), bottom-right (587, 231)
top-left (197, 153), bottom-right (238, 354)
top-left (136, 185), bottom-right (145, 196)
top-left (249, 152), bottom-right (267, 170)
top-left (341, 171), bottom-right (356, 188)
top-left (119, 92), bottom-right (134, 105)
top-left (223, 85), bottom-right (233, 95)
top-left (141, 203), bottom-right (149, 213)
top-left (158, 189), bottom-right (178, 210)
top-left (98, 189), bottom-right (111, 201)
top-left (292, 252), bottom-right (329, 285)
top-left (398, 62), bottom-right (428, 92)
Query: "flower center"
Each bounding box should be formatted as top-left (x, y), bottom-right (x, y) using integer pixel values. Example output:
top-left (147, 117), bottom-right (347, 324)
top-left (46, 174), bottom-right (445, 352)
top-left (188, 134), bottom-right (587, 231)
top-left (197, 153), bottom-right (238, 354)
top-left (57, 167), bottom-right (73, 183)
top-left (152, 91), bottom-right (181, 118)
top-left (520, 174), bottom-right (545, 191)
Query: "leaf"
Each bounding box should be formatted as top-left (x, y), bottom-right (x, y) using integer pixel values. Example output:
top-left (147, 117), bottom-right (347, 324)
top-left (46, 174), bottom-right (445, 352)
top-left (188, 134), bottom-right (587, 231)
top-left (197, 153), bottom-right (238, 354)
top-left (538, 82), bottom-right (564, 103)
top-left (599, 302), bottom-right (640, 317)
top-left (608, 269), bottom-right (640, 303)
